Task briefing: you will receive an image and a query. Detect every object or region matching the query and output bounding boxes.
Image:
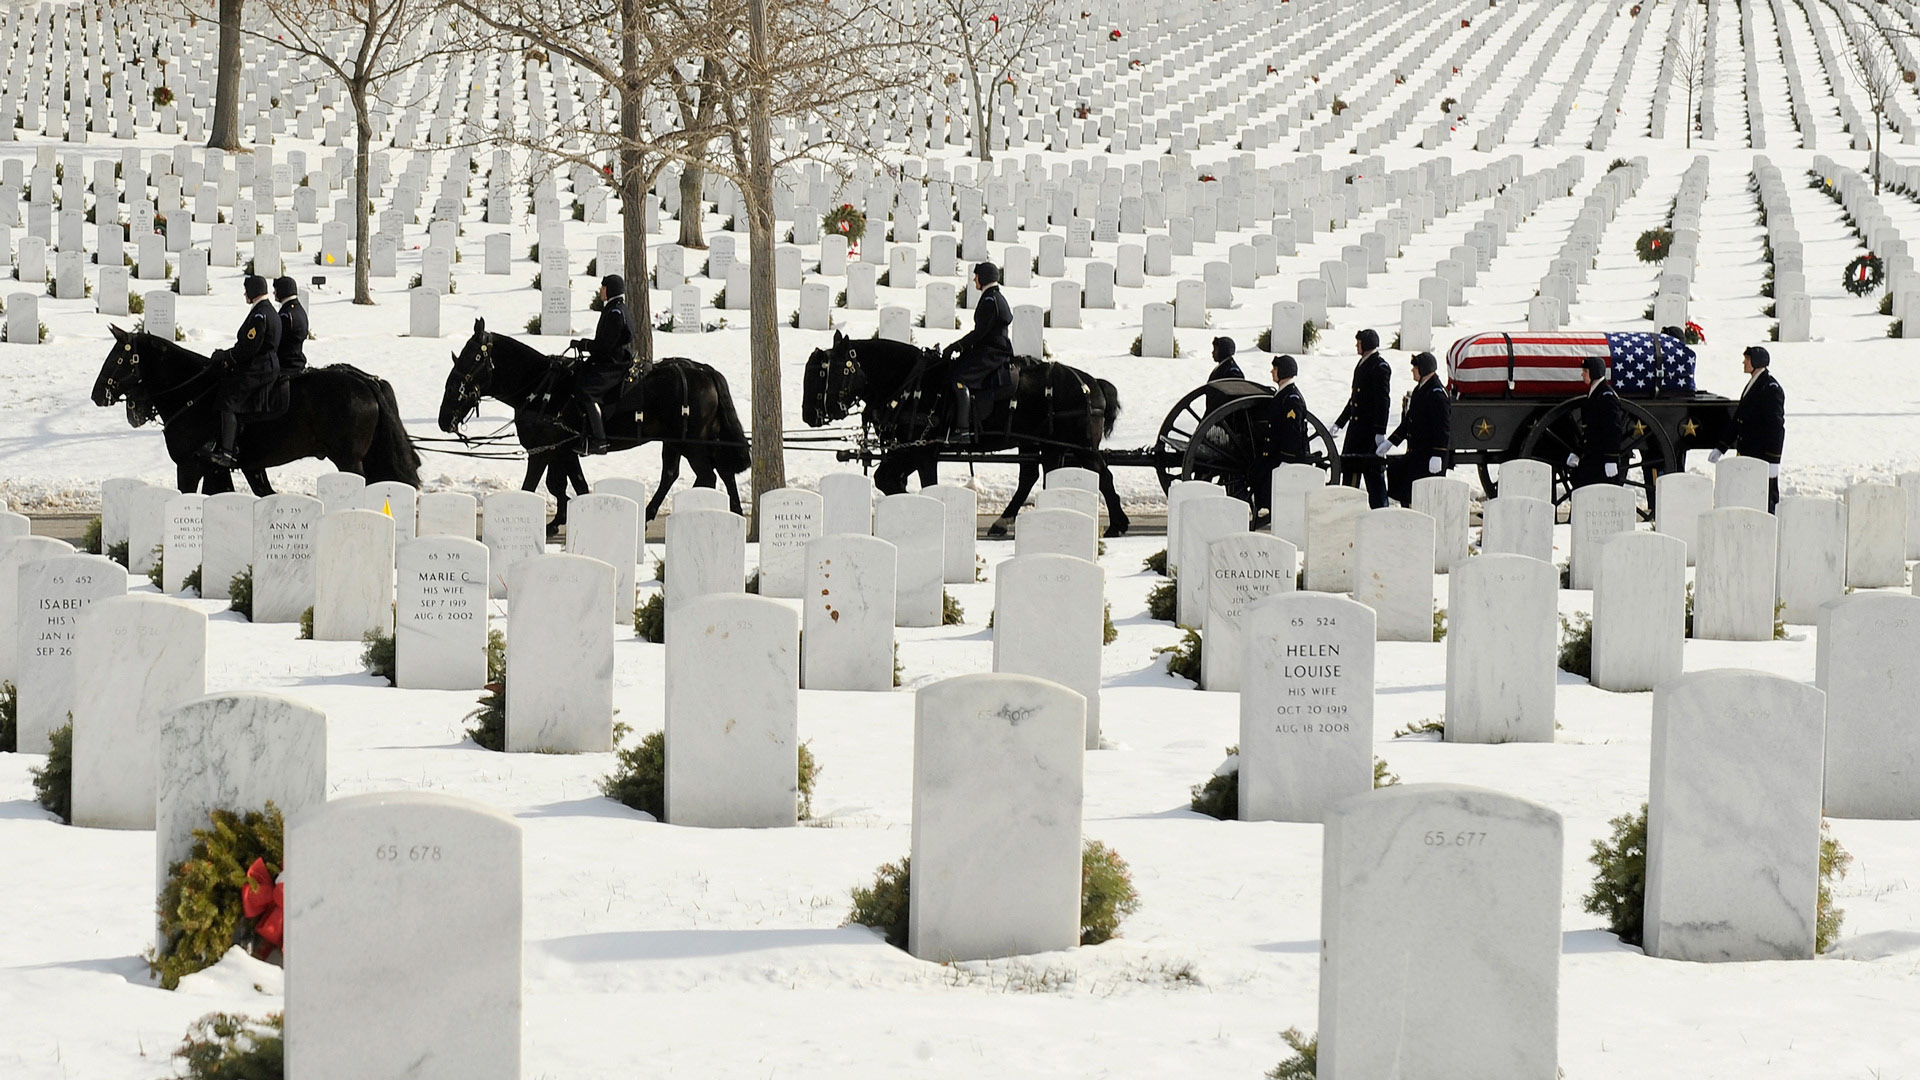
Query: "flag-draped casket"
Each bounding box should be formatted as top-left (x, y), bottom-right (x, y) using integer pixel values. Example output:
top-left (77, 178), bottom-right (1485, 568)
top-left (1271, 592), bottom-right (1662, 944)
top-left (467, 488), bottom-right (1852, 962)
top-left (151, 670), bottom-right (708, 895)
top-left (1446, 331), bottom-right (1697, 396)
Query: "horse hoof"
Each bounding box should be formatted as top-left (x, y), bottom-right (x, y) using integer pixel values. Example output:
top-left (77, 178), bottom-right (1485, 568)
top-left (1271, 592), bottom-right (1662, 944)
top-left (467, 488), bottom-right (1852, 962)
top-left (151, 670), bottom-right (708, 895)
top-left (986, 521), bottom-right (1010, 538)
top-left (1104, 524), bottom-right (1129, 539)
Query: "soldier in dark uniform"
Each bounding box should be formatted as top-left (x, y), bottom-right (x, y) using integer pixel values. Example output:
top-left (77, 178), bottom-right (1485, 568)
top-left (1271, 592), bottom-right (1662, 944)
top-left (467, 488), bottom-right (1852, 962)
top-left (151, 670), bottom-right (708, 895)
top-left (940, 261), bottom-right (1013, 440)
top-left (1333, 328), bottom-right (1392, 508)
top-left (1386, 351), bottom-right (1452, 505)
top-left (1205, 336), bottom-right (1244, 415)
top-left (204, 275), bottom-right (282, 468)
top-left (1569, 355), bottom-right (1623, 487)
top-left (1254, 353), bottom-right (1310, 519)
top-left (273, 276), bottom-right (308, 373)
top-left (1711, 345), bottom-right (1786, 510)
top-left (568, 274), bottom-right (634, 455)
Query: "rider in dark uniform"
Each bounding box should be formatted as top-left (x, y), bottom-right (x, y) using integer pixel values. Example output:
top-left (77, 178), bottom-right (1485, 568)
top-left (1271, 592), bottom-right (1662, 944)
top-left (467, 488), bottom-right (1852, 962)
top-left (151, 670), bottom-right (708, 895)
top-left (1386, 351), bottom-right (1452, 505)
top-left (1570, 355), bottom-right (1624, 487)
top-left (273, 276), bottom-right (308, 373)
top-left (568, 274), bottom-right (633, 455)
top-left (205, 275), bottom-right (281, 468)
top-left (941, 261), bottom-right (1013, 440)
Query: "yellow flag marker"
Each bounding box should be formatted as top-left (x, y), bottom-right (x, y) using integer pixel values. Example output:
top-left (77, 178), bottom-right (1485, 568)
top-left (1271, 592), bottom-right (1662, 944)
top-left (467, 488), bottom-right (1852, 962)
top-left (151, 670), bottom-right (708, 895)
top-left (381, 497), bottom-right (392, 518)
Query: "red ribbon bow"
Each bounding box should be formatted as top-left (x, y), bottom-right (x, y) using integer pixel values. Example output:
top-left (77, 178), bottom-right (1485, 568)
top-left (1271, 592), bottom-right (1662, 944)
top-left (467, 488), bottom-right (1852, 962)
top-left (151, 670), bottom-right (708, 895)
top-left (1684, 321), bottom-right (1706, 343)
top-left (242, 857), bottom-right (285, 952)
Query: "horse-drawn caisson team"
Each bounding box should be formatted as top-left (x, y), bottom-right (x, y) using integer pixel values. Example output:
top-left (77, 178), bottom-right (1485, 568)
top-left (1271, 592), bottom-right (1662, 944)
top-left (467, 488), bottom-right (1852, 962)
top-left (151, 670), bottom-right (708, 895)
top-left (90, 261), bottom-right (1789, 530)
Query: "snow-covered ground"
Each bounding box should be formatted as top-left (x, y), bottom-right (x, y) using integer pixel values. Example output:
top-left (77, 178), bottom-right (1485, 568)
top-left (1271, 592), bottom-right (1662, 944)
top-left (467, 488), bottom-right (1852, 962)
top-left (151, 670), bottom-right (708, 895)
top-left (4, 0), bottom-right (1920, 1076)
top-left (2, 535), bottom-right (1918, 1078)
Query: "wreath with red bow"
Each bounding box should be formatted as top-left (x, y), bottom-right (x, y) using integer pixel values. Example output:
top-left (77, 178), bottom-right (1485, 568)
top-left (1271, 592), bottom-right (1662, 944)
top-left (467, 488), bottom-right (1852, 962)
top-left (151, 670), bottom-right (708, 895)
top-left (1843, 253), bottom-right (1884, 296)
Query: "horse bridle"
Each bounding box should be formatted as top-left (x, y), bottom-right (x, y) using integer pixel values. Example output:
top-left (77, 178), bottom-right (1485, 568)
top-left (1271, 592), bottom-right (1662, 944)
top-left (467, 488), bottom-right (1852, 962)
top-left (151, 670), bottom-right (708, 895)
top-left (813, 343), bottom-right (864, 422)
top-left (105, 336), bottom-right (218, 426)
top-left (451, 332), bottom-right (496, 422)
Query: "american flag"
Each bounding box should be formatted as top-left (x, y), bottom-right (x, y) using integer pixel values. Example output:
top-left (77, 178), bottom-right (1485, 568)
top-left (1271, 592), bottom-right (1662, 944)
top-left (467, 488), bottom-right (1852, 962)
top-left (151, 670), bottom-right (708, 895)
top-left (1446, 331), bottom-right (1697, 396)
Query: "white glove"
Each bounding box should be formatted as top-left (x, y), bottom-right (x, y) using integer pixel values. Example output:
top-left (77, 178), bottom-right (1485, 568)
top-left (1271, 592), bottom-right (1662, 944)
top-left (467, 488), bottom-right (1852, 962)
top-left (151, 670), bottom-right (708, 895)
top-left (1604, 461), bottom-right (1619, 478)
top-left (1332, 421), bottom-right (1347, 436)
top-left (1566, 453), bottom-right (1580, 468)
top-left (1770, 463), bottom-right (1781, 478)
top-left (1708, 449), bottom-right (1723, 464)
top-left (1429, 456), bottom-right (1443, 473)
top-left (1374, 435), bottom-right (1391, 457)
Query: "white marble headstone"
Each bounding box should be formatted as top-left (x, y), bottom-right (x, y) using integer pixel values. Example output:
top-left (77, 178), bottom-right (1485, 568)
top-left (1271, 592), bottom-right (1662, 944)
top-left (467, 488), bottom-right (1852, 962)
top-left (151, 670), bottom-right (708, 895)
top-left (1714, 456), bottom-right (1772, 511)
top-left (161, 493), bottom-right (205, 595)
top-left (252, 494), bottom-right (322, 623)
top-left (564, 493), bottom-right (639, 625)
top-left (1267, 464), bottom-right (1324, 551)
top-left (1177, 496), bottom-right (1247, 625)
top-left (200, 492), bottom-right (256, 609)
top-left (925, 484), bottom-right (979, 584)
top-left (396, 537), bottom-right (489, 690)
top-left (876, 494), bottom-right (945, 627)
top-left (1815, 594), bottom-right (1920, 818)
top-left (1589, 532), bottom-right (1686, 692)
top-left (417, 492), bottom-right (478, 540)
top-left (314, 471), bottom-right (367, 516)
top-left (1240, 592), bottom-right (1374, 822)
top-left (1654, 472), bottom-right (1713, 566)
top-left (665, 594), bottom-right (802, 827)
top-left (909, 674), bottom-right (1084, 962)
top-left (819, 473), bottom-right (875, 536)
top-left (756, 488), bottom-right (822, 598)
top-left (71, 596), bottom-right (206, 829)
top-left (1445, 554), bottom-right (1557, 743)
top-left (1411, 476), bottom-right (1470, 573)
top-left (15, 554), bottom-right (127, 752)
top-left (1692, 508), bottom-right (1777, 641)
top-left (284, 792), bottom-right (520, 1080)
top-left (505, 554), bottom-right (614, 752)
top-left (1845, 482), bottom-right (1907, 588)
top-left (801, 534), bottom-right (896, 691)
top-left (482, 490), bottom-right (546, 598)
top-left (1202, 533), bottom-right (1298, 692)
top-left (1351, 508), bottom-right (1436, 641)
top-left (1645, 670), bottom-right (1826, 961)
top-left (0, 534), bottom-right (73, 681)
top-left (313, 510), bottom-right (395, 641)
top-left (1480, 495), bottom-right (1553, 563)
top-left (993, 554), bottom-right (1104, 747)
top-left (1319, 784), bottom-right (1562, 1076)
top-left (664, 508), bottom-right (746, 615)
top-left (156, 692), bottom-right (328, 930)
top-left (1014, 507), bottom-right (1097, 562)
top-left (1569, 484), bottom-right (1635, 590)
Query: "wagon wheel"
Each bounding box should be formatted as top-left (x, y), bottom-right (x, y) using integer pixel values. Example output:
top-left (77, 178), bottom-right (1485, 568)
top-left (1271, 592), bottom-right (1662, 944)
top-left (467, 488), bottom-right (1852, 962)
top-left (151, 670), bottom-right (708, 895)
top-left (1180, 395), bottom-right (1341, 503)
top-left (1153, 379), bottom-right (1275, 491)
top-left (1512, 397), bottom-right (1676, 520)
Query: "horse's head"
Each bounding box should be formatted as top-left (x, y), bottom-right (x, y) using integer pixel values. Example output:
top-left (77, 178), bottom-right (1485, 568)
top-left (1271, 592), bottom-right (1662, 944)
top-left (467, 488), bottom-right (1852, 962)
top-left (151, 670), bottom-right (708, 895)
top-left (94, 325), bottom-right (140, 407)
top-left (440, 318), bottom-right (493, 432)
top-left (802, 330), bottom-right (865, 426)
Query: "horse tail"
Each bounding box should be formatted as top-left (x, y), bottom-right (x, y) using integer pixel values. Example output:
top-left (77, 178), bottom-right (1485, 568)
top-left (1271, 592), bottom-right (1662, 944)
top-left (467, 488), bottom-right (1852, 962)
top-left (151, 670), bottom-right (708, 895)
top-left (1097, 378), bottom-right (1121, 439)
top-left (351, 368), bottom-right (424, 488)
top-left (705, 366), bottom-right (753, 475)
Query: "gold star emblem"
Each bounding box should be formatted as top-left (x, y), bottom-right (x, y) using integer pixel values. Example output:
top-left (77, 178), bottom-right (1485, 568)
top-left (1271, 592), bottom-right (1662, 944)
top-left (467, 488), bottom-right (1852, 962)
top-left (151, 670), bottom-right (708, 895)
top-left (1473, 419), bottom-right (1493, 438)
top-left (1630, 420), bottom-right (1648, 437)
top-left (1681, 419), bottom-right (1698, 437)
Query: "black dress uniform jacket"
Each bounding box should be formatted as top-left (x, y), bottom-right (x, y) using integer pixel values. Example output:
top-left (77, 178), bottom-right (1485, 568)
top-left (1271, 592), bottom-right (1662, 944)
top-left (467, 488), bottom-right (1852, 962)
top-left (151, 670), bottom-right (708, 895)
top-left (1263, 383), bottom-right (1312, 463)
top-left (222, 299), bottom-right (282, 412)
top-left (1334, 351), bottom-right (1392, 455)
top-left (277, 298), bottom-right (309, 373)
top-left (951, 284), bottom-right (1014, 390)
top-left (1722, 370), bottom-right (1786, 463)
top-left (1389, 376), bottom-right (1452, 460)
top-left (1577, 378), bottom-right (1624, 486)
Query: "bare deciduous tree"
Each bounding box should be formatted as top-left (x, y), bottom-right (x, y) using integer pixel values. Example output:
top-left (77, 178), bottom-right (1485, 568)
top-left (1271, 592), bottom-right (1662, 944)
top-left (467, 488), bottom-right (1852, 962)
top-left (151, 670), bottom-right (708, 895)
top-left (245, 0), bottom-right (463, 303)
top-left (208, 0), bottom-right (246, 150)
top-left (1668, 2), bottom-right (1708, 150)
top-left (930, 0), bottom-right (1059, 163)
top-left (1845, 25), bottom-right (1905, 195)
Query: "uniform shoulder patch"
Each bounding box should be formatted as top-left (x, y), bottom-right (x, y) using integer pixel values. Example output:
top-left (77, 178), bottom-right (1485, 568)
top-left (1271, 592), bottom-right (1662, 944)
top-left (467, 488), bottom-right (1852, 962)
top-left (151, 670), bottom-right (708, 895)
top-left (247, 327), bottom-right (257, 338)
top-left (1286, 410), bottom-right (1297, 418)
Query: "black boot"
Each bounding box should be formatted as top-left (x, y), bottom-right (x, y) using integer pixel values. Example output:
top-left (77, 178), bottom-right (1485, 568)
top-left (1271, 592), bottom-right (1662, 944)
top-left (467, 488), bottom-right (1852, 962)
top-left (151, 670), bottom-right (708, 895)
top-left (582, 400), bottom-right (610, 456)
top-left (952, 387), bottom-right (975, 445)
top-left (205, 411), bottom-right (240, 468)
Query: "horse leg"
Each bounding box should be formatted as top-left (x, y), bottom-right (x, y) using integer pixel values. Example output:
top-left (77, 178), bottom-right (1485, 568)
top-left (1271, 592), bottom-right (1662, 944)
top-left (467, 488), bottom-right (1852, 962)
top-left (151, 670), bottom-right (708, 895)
top-left (648, 446), bottom-right (682, 521)
top-left (567, 455), bottom-right (591, 497)
top-left (988, 459), bottom-right (1042, 537)
top-left (1091, 455), bottom-right (1130, 537)
top-left (917, 459), bottom-right (939, 490)
top-left (720, 462), bottom-right (744, 516)
top-left (546, 459), bottom-right (575, 539)
top-left (690, 452), bottom-right (718, 492)
top-left (244, 468), bottom-right (274, 497)
top-left (176, 461), bottom-right (201, 494)
top-left (873, 453), bottom-right (913, 495)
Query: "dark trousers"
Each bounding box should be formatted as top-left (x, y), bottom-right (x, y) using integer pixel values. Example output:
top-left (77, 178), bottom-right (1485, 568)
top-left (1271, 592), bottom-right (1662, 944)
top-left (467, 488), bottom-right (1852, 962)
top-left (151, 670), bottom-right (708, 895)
top-left (1769, 477), bottom-right (1780, 513)
top-left (1388, 455), bottom-right (1445, 506)
top-left (1341, 455), bottom-right (1388, 509)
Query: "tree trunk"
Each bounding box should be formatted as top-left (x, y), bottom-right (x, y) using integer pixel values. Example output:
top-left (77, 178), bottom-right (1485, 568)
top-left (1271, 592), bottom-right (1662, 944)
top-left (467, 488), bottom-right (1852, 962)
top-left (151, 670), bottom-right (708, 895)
top-left (1685, 81), bottom-right (1694, 149)
top-left (207, 0), bottom-right (244, 150)
top-left (352, 95), bottom-right (372, 304)
top-left (618, 0), bottom-right (652, 362)
top-left (968, 66), bottom-right (993, 162)
top-left (746, 0), bottom-right (785, 529)
top-left (678, 161), bottom-right (708, 248)
top-left (1874, 110), bottom-right (1883, 194)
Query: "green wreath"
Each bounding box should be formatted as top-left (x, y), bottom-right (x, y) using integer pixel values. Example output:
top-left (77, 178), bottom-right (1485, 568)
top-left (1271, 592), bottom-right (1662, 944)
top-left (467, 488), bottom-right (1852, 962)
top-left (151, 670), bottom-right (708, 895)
top-left (1635, 228), bottom-right (1672, 263)
top-left (1843, 253), bottom-right (1884, 297)
top-left (822, 203), bottom-right (867, 245)
top-left (149, 804), bottom-right (285, 990)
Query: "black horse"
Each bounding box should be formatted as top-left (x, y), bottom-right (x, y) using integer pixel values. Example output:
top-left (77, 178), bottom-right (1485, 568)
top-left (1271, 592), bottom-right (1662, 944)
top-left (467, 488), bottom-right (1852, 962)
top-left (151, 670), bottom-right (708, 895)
top-left (802, 331), bottom-right (1129, 536)
top-left (438, 318), bottom-right (751, 532)
top-left (93, 327), bottom-right (422, 494)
